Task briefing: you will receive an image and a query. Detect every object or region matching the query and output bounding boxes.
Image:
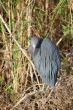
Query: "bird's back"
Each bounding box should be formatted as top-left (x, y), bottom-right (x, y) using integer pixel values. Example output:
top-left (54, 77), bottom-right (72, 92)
top-left (32, 38), bottom-right (60, 87)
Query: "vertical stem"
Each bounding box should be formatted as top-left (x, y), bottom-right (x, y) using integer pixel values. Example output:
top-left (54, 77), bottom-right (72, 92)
top-left (26, 0), bottom-right (33, 46)
top-left (45, 0), bottom-right (49, 28)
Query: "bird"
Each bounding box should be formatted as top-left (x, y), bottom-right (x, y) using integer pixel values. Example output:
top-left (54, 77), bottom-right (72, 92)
top-left (28, 36), bottom-right (60, 87)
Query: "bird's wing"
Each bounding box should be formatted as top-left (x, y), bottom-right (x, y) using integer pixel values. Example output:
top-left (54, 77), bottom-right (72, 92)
top-left (32, 38), bottom-right (60, 86)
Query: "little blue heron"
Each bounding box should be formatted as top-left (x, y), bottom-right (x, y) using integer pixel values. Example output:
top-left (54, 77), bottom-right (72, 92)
top-left (28, 36), bottom-right (60, 87)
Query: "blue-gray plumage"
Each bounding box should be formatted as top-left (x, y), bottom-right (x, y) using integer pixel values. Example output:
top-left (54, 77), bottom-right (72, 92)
top-left (28, 36), bottom-right (60, 87)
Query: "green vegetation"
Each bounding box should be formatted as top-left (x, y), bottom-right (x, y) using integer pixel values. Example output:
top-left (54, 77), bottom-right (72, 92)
top-left (0, 0), bottom-right (73, 109)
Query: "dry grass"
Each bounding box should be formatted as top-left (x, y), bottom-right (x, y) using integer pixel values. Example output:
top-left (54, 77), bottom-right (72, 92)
top-left (0, 0), bottom-right (73, 110)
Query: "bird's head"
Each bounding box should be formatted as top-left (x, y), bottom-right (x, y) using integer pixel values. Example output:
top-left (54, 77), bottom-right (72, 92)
top-left (28, 36), bottom-right (42, 55)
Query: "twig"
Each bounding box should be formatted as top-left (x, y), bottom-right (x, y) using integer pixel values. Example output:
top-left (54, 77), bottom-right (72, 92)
top-left (56, 37), bottom-right (63, 46)
top-left (10, 90), bottom-right (43, 110)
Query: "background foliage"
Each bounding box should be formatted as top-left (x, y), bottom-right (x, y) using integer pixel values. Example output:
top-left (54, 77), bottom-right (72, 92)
top-left (0, 0), bottom-right (73, 109)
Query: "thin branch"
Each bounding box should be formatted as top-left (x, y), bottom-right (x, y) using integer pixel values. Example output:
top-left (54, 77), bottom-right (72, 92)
top-left (56, 37), bottom-right (63, 46)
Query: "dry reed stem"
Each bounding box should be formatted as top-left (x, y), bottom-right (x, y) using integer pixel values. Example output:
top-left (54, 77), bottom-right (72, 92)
top-left (0, 14), bottom-right (35, 70)
top-left (56, 37), bottom-right (63, 46)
